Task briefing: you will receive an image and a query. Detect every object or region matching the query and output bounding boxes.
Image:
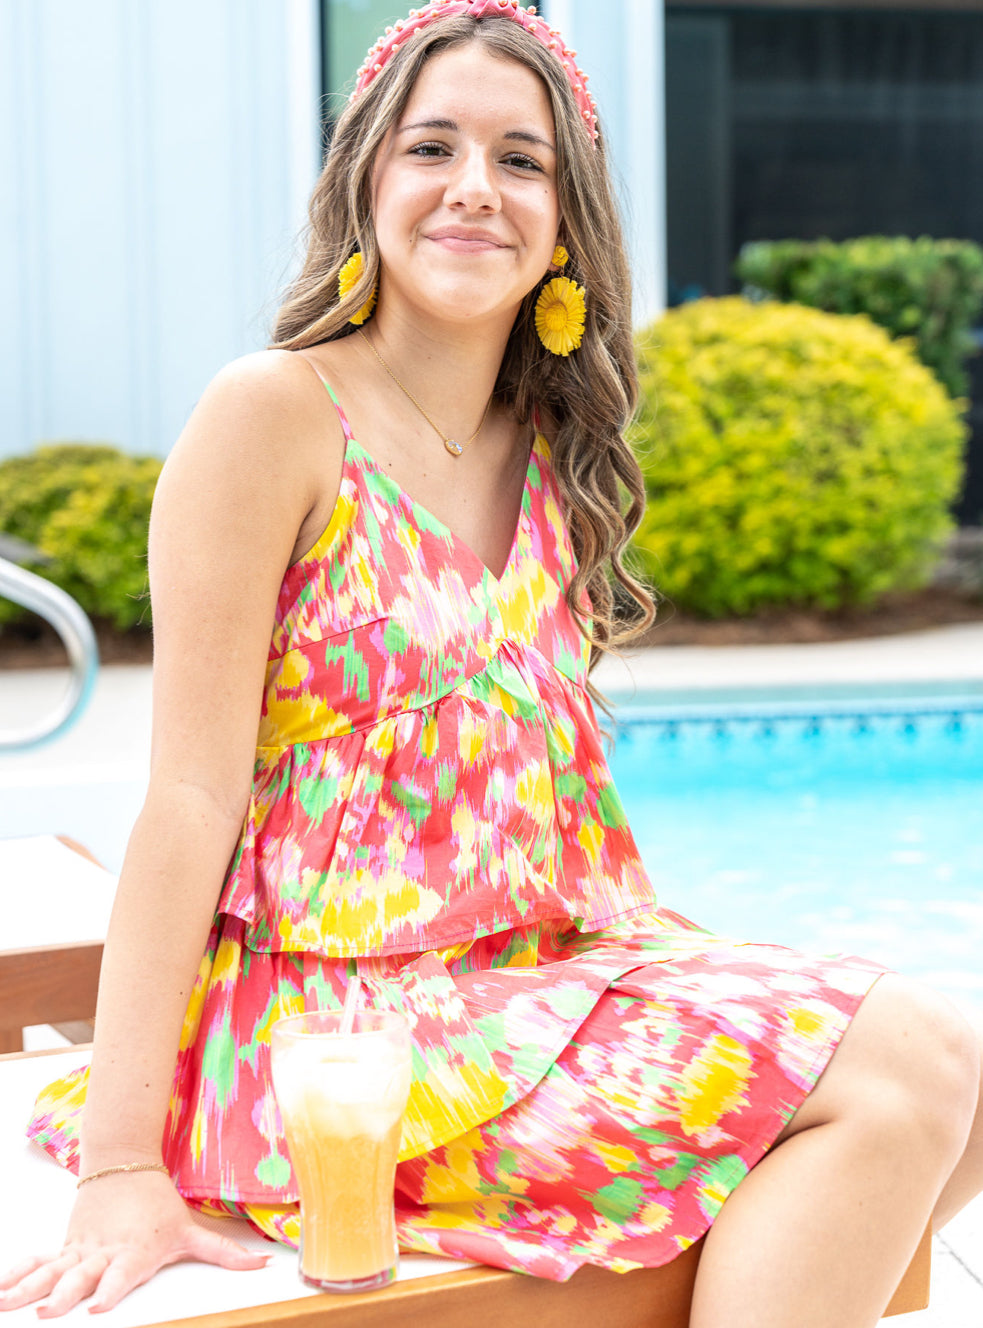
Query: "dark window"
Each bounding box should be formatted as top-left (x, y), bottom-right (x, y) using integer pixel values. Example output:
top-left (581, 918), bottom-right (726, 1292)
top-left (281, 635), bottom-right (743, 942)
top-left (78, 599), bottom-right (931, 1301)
top-left (666, 6), bottom-right (983, 521)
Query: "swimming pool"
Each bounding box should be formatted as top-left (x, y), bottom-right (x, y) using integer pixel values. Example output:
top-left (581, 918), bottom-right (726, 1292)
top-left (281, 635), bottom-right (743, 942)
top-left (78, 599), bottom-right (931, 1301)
top-left (608, 682), bottom-right (983, 1015)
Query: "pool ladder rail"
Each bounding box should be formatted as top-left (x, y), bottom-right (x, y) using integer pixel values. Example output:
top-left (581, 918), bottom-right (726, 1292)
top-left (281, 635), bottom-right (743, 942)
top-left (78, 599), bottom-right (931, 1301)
top-left (0, 537), bottom-right (99, 751)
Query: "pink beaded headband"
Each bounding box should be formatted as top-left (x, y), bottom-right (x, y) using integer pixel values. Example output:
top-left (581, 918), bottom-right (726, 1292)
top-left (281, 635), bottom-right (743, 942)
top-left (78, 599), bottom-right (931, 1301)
top-left (351, 0), bottom-right (598, 144)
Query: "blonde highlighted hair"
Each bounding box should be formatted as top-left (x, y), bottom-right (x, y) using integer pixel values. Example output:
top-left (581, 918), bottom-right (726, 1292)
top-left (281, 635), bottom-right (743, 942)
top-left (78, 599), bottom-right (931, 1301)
top-left (270, 14), bottom-right (655, 677)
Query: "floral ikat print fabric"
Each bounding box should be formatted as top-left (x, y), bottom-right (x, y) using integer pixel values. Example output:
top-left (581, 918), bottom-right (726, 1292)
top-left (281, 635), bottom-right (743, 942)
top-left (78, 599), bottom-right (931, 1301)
top-left (28, 380), bottom-right (885, 1278)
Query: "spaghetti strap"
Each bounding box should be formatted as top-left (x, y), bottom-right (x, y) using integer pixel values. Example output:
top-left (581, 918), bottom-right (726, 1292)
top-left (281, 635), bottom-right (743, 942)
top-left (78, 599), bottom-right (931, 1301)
top-left (294, 353), bottom-right (356, 442)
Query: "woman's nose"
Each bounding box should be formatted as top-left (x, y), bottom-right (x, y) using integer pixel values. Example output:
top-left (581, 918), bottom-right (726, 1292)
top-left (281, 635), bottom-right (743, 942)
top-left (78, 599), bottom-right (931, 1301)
top-left (445, 148), bottom-right (500, 211)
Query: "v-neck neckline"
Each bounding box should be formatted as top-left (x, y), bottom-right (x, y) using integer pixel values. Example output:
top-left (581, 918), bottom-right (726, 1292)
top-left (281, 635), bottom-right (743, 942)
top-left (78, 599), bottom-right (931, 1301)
top-left (345, 432), bottom-right (540, 586)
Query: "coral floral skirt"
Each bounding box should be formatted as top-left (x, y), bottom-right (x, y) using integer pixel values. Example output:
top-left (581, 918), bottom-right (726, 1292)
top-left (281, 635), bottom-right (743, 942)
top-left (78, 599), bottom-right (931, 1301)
top-left (28, 906), bottom-right (883, 1281)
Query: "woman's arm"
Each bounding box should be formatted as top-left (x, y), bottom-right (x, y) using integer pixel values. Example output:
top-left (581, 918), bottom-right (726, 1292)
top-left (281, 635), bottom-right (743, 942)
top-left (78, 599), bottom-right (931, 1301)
top-left (81, 350), bottom-right (326, 1176)
top-left (0, 350), bottom-right (344, 1317)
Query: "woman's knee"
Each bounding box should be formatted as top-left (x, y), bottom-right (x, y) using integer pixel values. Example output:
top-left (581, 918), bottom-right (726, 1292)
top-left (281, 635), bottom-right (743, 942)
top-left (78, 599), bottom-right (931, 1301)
top-left (782, 975), bottom-right (979, 1153)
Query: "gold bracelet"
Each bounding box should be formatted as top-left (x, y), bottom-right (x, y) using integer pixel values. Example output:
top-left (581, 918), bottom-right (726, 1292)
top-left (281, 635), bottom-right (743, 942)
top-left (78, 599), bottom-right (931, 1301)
top-left (77, 1162), bottom-right (170, 1189)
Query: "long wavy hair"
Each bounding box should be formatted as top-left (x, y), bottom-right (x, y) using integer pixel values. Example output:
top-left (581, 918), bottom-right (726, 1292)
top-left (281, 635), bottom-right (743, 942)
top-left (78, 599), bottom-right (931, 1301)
top-left (270, 14), bottom-right (656, 680)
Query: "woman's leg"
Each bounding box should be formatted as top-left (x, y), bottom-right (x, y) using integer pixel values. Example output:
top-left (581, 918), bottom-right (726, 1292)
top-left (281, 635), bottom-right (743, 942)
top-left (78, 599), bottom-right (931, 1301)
top-left (932, 1010), bottom-right (983, 1229)
top-left (688, 975), bottom-right (979, 1328)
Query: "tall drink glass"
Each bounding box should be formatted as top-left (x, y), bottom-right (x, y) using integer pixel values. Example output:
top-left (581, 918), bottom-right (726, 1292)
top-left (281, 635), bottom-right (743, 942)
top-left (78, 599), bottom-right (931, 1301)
top-left (270, 1009), bottom-right (412, 1292)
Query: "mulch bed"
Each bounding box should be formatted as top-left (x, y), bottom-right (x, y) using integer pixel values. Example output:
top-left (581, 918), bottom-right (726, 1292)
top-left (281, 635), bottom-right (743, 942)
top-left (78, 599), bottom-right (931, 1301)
top-left (0, 621), bottom-right (154, 670)
top-left (634, 587), bottom-right (983, 647)
top-left (2, 589), bottom-right (983, 669)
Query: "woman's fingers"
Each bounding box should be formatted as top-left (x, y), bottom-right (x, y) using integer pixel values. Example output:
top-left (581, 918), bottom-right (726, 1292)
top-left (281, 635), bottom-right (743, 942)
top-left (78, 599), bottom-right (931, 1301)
top-left (0, 1208), bottom-right (271, 1318)
top-left (85, 1251), bottom-right (155, 1316)
top-left (35, 1254), bottom-right (111, 1319)
top-left (184, 1225), bottom-right (271, 1272)
top-left (85, 1230), bottom-right (268, 1315)
top-left (0, 1253), bottom-right (50, 1290)
top-left (0, 1251), bottom-right (82, 1311)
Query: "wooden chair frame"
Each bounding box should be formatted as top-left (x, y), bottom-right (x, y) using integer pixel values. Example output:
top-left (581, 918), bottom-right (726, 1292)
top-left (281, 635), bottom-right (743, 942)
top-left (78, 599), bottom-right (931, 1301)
top-left (0, 837), bottom-right (104, 1053)
top-left (138, 1227), bottom-right (931, 1327)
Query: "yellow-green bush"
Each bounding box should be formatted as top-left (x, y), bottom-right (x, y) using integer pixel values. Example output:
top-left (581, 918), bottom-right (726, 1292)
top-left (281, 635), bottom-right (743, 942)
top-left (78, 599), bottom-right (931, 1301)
top-left (0, 444), bottom-right (162, 631)
top-left (631, 297), bottom-right (968, 617)
top-left (734, 235), bottom-right (983, 398)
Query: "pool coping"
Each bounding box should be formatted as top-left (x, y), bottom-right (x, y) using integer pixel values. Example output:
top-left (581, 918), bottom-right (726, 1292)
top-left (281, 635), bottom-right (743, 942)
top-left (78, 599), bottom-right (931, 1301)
top-left (612, 692), bottom-right (983, 724)
top-left (594, 623), bottom-right (983, 697)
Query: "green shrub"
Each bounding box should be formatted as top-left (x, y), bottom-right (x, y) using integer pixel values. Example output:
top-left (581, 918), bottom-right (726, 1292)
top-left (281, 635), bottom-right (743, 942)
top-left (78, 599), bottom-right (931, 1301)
top-left (733, 235), bottom-right (983, 398)
top-left (0, 444), bottom-right (162, 631)
top-left (631, 297), bottom-right (968, 618)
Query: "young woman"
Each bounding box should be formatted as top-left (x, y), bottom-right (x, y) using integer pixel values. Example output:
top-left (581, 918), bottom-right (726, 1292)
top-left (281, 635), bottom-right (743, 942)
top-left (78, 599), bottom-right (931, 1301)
top-left (3, 3), bottom-right (981, 1323)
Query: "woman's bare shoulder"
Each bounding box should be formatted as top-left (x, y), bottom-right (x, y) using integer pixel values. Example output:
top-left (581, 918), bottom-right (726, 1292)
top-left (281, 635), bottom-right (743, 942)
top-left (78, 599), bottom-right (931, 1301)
top-left (165, 349), bottom-right (347, 518)
top-left (194, 348), bottom-right (342, 445)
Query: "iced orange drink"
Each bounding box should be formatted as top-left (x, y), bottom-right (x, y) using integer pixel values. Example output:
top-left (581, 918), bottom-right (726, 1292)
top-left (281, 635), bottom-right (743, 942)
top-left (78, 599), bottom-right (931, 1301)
top-left (270, 1009), bottom-right (412, 1292)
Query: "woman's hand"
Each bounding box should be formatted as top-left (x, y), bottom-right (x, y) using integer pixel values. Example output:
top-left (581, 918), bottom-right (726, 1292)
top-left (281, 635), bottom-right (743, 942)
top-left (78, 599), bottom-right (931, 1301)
top-left (0, 1172), bottom-right (269, 1317)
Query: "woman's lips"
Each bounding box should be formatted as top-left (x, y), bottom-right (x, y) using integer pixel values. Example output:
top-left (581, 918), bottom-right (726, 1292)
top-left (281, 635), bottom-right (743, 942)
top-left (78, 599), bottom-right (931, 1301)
top-left (425, 231), bottom-right (506, 253)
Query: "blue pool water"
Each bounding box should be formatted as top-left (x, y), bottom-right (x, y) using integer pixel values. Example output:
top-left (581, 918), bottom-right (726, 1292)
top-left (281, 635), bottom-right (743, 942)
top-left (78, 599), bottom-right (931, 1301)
top-left (608, 688), bottom-right (983, 1014)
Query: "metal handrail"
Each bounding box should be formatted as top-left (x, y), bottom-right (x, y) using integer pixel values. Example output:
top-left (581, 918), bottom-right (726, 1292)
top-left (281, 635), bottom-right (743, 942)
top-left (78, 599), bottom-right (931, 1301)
top-left (0, 555), bottom-right (100, 750)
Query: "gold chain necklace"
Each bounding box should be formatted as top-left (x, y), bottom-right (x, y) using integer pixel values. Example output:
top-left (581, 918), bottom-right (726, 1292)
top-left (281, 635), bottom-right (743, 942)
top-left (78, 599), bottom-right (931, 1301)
top-left (357, 328), bottom-right (493, 457)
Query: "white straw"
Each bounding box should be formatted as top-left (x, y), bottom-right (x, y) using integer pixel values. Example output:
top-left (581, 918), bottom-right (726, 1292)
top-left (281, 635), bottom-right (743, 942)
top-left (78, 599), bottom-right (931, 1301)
top-left (338, 973), bottom-right (362, 1037)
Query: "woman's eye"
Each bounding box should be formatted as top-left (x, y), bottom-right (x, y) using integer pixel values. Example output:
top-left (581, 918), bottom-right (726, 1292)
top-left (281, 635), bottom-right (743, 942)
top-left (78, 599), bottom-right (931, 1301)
top-left (407, 143), bottom-right (542, 172)
top-left (504, 152), bottom-right (542, 172)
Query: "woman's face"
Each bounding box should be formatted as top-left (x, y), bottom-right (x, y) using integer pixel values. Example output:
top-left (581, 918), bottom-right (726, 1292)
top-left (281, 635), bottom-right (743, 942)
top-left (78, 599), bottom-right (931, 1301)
top-left (371, 43), bottom-right (561, 332)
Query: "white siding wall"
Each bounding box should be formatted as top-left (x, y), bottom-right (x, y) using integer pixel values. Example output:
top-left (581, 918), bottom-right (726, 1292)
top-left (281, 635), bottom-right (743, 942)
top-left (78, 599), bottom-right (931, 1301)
top-left (0, 0), bottom-right (321, 461)
top-left (547, 0), bottom-right (666, 326)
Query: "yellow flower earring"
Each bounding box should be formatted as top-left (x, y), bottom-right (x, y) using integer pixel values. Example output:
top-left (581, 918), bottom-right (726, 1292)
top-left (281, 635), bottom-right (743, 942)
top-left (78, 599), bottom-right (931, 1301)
top-left (535, 245), bottom-right (586, 357)
top-left (338, 251), bottom-right (377, 326)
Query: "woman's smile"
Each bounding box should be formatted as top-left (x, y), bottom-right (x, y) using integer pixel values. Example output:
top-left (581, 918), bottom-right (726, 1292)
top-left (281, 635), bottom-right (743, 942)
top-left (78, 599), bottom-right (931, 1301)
top-left (424, 225), bottom-right (510, 253)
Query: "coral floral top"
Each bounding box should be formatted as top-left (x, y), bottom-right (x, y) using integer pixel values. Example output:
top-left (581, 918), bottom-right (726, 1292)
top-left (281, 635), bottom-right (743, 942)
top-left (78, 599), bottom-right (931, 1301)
top-left (217, 382), bottom-right (657, 957)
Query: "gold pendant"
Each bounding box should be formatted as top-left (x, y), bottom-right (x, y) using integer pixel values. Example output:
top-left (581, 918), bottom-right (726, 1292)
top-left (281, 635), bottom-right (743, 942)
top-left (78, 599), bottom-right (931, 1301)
top-left (444, 439), bottom-right (463, 457)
